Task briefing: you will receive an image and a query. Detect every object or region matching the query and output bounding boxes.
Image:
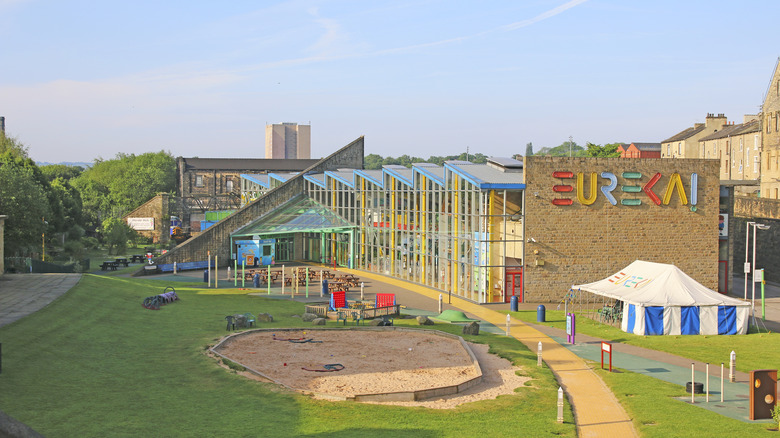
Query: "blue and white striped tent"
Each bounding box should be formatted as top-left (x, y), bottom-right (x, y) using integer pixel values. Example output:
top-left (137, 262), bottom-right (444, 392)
top-left (573, 260), bottom-right (749, 335)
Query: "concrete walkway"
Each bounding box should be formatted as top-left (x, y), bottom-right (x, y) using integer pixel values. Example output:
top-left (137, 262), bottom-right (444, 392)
top-left (0, 274), bottom-right (82, 328)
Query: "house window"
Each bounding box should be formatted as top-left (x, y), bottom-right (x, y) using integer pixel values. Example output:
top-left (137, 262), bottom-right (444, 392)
top-left (678, 142), bottom-right (682, 155)
top-left (195, 175), bottom-right (204, 187)
top-left (755, 156), bottom-right (760, 173)
top-left (740, 137), bottom-right (743, 151)
top-left (666, 145), bottom-right (670, 156)
top-left (738, 160), bottom-right (742, 173)
top-left (225, 179), bottom-right (234, 192)
top-left (755, 134), bottom-right (760, 150)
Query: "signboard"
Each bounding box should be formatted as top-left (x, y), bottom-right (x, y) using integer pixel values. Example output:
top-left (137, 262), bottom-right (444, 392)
top-left (127, 217), bottom-right (154, 231)
top-left (719, 214), bottom-right (728, 237)
top-left (601, 342), bottom-right (613, 371)
top-left (755, 268), bottom-right (764, 283)
top-left (566, 313), bottom-right (575, 344)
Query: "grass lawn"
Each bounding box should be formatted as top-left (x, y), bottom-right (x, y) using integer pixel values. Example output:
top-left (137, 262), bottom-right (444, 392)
top-left (0, 275), bottom-right (575, 437)
top-left (510, 309), bottom-right (780, 373)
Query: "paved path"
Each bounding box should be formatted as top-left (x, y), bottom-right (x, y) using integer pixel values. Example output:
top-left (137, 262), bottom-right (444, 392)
top-left (0, 274), bottom-right (82, 328)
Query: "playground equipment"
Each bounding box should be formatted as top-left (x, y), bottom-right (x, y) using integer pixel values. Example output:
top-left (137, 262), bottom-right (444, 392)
top-left (142, 286), bottom-right (179, 310)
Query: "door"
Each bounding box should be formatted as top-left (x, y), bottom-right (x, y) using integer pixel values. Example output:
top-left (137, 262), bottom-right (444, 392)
top-left (505, 268), bottom-right (523, 303)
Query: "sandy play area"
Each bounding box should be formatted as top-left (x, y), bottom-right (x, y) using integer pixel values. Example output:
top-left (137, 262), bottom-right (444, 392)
top-left (213, 328), bottom-right (530, 409)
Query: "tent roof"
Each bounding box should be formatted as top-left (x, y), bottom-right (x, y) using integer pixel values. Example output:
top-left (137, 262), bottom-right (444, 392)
top-left (573, 260), bottom-right (748, 307)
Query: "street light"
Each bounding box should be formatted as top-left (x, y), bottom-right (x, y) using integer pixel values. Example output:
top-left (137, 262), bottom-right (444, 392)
top-left (749, 222), bottom-right (770, 324)
top-left (744, 221), bottom-right (755, 300)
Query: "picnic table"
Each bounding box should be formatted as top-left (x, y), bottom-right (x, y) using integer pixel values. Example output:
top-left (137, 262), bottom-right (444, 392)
top-left (115, 258), bottom-right (129, 267)
top-left (130, 255), bottom-right (145, 263)
top-left (100, 261), bottom-right (119, 271)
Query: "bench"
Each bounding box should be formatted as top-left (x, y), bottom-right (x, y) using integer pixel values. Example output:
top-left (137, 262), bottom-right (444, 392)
top-left (100, 261), bottom-right (118, 271)
top-left (157, 260), bottom-right (209, 273)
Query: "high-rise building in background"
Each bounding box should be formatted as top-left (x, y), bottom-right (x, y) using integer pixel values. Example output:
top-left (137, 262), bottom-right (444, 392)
top-left (265, 123), bottom-right (311, 159)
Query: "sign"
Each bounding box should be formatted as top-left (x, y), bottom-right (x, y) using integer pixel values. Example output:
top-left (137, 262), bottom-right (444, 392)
top-left (127, 217), bottom-right (154, 231)
top-left (718, 214), bottom-right (728, 237)
top-left (744, 262), bottom-right (752, 274)
top-left (551, 171), bottom-right (699, 208)
top-left (601, 342), bottom-right (613, 371)
top-left (755, 268), bottom-right (764, 282)
top-left (566, 313), bottom-right (576, 344)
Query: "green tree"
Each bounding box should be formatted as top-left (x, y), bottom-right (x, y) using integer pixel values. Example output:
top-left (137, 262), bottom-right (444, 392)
top-left (100, 217), bottom-right (137, 255)
top-left (0, 162), bottom-right (51, 256)
top-left (536, 141), bottom-right (586, 157)
top-left (584, 142), bottom-right (622, 158)
top-left (364, 154), bottom-right (383, 170)
top-left (525, 142), bottom-right (534, 157)
top-left (73, 151), bottom-right (176, 229)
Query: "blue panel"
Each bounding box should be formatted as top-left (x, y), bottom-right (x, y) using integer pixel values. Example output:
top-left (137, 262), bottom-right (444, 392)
top-left (680, 306), bottom-right (700, 335)
top-left (718, 306), bottom-right (737, 335)
top-left (644, 306), bottom-right (664, 335)
top-left (626, 304), bottom-right (636, 333)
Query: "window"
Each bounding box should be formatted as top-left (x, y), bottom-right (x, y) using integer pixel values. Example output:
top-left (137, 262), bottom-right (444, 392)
top-left (755, 156), bottom-right (760, 173)
top-left (755, 134), bottom-right (760, 150)
top-left (666, 144), bottom-right (670, 156)
top-left (678, 142), bottom-right (682, 155)
top-left (195, 175), bottom-right (204, 187)
top-left (225, 179), bottom-right (234, 192)
top-left (738, 159), bottom-right (742, 173)
top-left (776, 112), bottom-right (779, 132)
top-left (740, 137), bottom-right (743, 151)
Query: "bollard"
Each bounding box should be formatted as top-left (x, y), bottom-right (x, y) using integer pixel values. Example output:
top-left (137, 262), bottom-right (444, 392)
top-left (215, 255), bottom-right (219, 289)
top-left (505, 314), bottom-right (511, 336)
top-left (557, 387), bottom-right (564, 423)
top-left (227, 266), bottom-right (230, 281)
top-left (720, 363), bottom-right (724, 403)
top-left (705, 363), bottom-right (709, 403)
top-left (538, 341), bottom-right (542, 367)
top-left (729, 351), bottom-right (736, 382)
top-left (691, 363), bottom-right (695, 403)
top-left (361, 282), bottom-right (365, 301)
top-left (438, 294), bottom-right (443, 314)
top-left (173, 261), bottom-right (177, 275)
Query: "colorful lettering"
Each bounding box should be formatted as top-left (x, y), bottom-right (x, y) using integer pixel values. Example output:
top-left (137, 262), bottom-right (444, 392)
top-left (576, 172), bottom-right (598, 205)
top-left (662, 173), bottom-right (688, 205)
top-left (600, 172), bottom-right (617, 206)
top-left (642, 173), bottom-right (662, 205)
top-left (690, 173), bottom-right (698, 205)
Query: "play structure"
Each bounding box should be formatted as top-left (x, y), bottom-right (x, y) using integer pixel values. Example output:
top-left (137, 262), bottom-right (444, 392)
top-left (142, 286), bottom-right (179, 310)
top-left (573, 260), bottom-right (750, 335)
top-left (306, 292), bottom-right (400, 322)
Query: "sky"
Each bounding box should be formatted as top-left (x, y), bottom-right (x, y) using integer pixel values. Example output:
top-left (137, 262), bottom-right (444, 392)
top-left (2, 0), bottom-right (779, 163)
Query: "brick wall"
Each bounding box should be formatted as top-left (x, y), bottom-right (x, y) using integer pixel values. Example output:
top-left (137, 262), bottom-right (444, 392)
top-left (123, 193), bottom-right (170, 244)
top-left (523, 156), bottom-right (720, 302)
top-left (155, 137), bottom-right (365, 266)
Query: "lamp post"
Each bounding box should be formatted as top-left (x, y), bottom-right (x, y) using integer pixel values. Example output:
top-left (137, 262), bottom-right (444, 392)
top-left (744, 221), bottom-right (755, 300)
top-left (750, 222), bottom-right (770, 324)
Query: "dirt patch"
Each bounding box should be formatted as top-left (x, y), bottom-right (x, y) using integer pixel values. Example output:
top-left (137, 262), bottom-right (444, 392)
top-left (214, 328), bottom-right (530, 409)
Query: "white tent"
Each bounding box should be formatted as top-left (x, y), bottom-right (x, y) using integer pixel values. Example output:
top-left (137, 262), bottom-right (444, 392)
top-left (573, 260), bottom-right (750, 335)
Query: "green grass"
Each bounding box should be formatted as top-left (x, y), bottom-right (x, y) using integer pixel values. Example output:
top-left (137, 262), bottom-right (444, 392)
top-left (511, 309), bottom-right (780, 373)
top-left (595, 365), bottom-right (776, 436)
top-left (0, 275), bottom-right (575, 437)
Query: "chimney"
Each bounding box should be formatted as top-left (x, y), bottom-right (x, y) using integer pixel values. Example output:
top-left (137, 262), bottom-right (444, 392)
top-left (0, 116), bottom-right (4, 134)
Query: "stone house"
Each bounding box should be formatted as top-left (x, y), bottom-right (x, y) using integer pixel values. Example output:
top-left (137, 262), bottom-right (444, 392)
top-left (662, 113), bottom-right (728, 159)
top-left (760, 58), bottom-right (780, 199)
top-left (699, 117), bottom-right (761, 195)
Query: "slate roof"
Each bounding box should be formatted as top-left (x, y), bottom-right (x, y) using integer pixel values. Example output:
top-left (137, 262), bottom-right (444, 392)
top-left (179, 158), bottom-right (319, 171)
top-left (662, 124), bottom-right (708, 143)
top-left (699, 120), bottom-right (759, 141)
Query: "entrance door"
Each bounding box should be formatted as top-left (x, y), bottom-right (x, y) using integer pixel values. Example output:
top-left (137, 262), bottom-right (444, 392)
top-left (505, 268), bottom-right (523, 303)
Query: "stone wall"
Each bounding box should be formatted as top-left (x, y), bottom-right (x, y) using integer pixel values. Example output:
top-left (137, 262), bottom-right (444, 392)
top-left (155, 137), bottom-right (365, 266)
top-left (734, 195), bottom-right (780, 219)
top-left (523, 156), bottom-right (720, 302)
top-left (123, 193), bottom-right (170, 244)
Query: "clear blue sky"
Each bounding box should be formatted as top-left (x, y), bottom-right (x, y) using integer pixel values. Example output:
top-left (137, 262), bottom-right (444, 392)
top-left (2, 0), bottom-right (778, 163)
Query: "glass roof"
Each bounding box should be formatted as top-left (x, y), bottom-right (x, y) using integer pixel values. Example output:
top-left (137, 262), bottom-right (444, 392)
top-left (232, 195), bottom-right (355, 237)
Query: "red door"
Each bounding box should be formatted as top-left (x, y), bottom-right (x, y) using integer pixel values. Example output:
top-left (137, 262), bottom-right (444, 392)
top-left (505, 268), bottom-right (523, 303)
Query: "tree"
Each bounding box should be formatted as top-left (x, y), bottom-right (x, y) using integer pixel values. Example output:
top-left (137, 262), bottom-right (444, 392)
top-left (0, 162), bottom-right (51, 256)
top-left (584, 142), bottom-right (622, 158)
top-left (0, 132), bottom-right (29, 160)
top-left (364, 154), bottom-right (383, 170)
top-left (73, 151), bottom-right (176, 229)
top-left (100, 217), bottom-right (137, 255)
top-left (536, 141), bottom-right (586, 157)
top-left (525, 142), bottom-right (534, 157)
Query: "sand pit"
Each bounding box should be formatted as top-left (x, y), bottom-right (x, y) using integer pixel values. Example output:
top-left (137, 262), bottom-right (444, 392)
top-left (212, 328), bottom-right (531, 409)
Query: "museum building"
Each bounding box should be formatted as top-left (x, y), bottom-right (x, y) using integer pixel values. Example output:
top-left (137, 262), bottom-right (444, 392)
top-left (156, 137), bottom-right (722, 304)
